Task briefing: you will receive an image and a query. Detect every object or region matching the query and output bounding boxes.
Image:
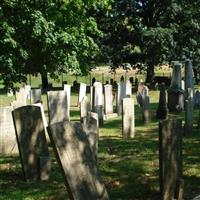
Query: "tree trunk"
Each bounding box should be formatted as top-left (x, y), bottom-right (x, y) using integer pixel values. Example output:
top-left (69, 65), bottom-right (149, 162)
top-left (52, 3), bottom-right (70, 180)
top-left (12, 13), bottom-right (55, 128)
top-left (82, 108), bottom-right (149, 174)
top-left (146, 64), bottom-right (155, 85)
top-left (40, 71), bottom-right (49, 89)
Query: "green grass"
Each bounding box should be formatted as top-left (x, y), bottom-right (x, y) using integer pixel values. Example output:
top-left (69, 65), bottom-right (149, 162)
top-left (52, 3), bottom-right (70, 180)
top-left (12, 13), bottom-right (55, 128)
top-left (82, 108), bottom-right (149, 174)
top-left (0, 77), bottom-right (200, 199)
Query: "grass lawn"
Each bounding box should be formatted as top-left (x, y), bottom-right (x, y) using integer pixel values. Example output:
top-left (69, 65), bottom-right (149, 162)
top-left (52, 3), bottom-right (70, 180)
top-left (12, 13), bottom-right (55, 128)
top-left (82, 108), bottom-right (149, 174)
top-left (0, 77), bottom-right (200, 199)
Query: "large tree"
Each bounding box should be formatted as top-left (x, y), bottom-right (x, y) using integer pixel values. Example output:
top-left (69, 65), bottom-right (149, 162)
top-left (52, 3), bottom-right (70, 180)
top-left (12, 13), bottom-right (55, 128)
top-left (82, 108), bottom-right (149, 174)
top-left (0, 0), bottom-right (106, 89)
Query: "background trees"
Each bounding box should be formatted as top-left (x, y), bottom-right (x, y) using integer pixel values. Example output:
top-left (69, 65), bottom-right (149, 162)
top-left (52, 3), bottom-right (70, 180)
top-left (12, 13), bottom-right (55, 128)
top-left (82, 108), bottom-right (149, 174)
top-left (1, 0), bottom-right (200, 88)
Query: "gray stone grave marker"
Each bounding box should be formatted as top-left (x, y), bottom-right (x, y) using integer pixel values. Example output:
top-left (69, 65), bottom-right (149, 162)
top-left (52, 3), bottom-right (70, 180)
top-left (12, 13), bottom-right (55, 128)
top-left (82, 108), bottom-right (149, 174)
top-left (184, 96), bottom-right (193, 134)
top-left (25, 85), bottom-right (31, 100)
top-left (159, 119), bottom-right (183, 200)
top-left (122, 98), bottom-right (135, 138)
top-left (185, 59), bottom-right (194, 99)
top-left (48, 121), bottom-right (109, 200)
top-left (64, 84), bottom-right (71, 113)
top-left (104, 84), bottom-right (113, 115)
top-left (12, 105), bottom-right (50, 181)
top-left (47, 90), bottom-right (69, 124)
top-left (0, 106), bottom-right (18, 155)
top-left (117, 82), bottom-right (126, 115)
top-left (80, 96), bottom-right (90, 122)
top-left (31, 89), bottom-right (42, 104)
top-left (78, 83), bottom-right (87, 105)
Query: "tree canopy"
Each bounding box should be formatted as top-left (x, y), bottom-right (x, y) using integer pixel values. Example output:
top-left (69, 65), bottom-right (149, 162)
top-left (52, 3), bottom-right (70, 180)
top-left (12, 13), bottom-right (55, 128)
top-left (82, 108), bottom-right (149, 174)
top-left (1, 0), bottom-right (200, 88)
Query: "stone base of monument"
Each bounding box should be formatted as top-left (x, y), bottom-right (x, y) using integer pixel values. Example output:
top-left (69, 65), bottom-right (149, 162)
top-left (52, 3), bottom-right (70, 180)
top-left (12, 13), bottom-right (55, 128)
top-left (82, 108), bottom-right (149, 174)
top-left (104, 113), bottom-right (118, 120)
top-left (167, 90), bottom-right (184, 112)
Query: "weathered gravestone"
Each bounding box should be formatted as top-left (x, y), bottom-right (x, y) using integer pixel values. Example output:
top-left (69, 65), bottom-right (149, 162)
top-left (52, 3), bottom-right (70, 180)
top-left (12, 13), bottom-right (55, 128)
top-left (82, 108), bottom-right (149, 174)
top-left (156, 83), bottom-right (168, 119)
top-left (78, 83), bottom-right (87, 105)
top-left (31, 89), bottom-right (42, 104)
top-left (168, 62), bottom-right (184, 112)
top-left (126, 80), bottom-right (132, 97)
top-left (194, 90), bottom-right (200, 108)
top-left (184, 59), bottom-right (194, 99)
top-left (117, 82), bottom-right (126, 115)
top-left (12, 88), bottom-right (27, 109)
top-left (80, 96), bottom-right (90, 122)
top-left (93, 82), bottom-right (104, 126)
top-left (141, 86), bottom-right (150, 123)
top-left (0, 106), bottom-right (18, 155)
top-left (47, 90), bottom-right (69, 124)
top-left (159, 119), bottom-right (183, 200)
top-left (136, 82), bottom-right (144, 107)
top-left (64, 84), bottom-right (71, 113)
top-left (25, 85), bottom-right (31, 100)
top-left (184, 96), bottom-right (193, 134)
top-left (122, 98), bottom-right (135, 138)
top-left (48, 121), bottom-right (109, 200)
top-left (82, 115), bottom-right (98, 157)
top-left (12, 105), bottom-right (50, 181)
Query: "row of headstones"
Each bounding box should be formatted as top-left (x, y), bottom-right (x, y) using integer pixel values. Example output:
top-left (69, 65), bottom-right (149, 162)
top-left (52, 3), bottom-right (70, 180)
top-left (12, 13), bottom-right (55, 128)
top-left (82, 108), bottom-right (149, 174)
top-left (0, 103), bottom-right (185, 199)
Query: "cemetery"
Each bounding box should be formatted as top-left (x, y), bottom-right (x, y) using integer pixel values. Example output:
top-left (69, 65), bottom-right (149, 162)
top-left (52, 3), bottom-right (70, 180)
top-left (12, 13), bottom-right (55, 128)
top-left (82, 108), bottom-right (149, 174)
top-left (1, 1), bottom-right (200, 200)
top-left (0, 63), bottom-right (200, 200)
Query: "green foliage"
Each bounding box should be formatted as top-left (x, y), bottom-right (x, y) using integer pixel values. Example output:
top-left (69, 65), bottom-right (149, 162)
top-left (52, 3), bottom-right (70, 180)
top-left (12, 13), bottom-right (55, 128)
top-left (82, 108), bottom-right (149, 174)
top-left (0, 0), bottom-right (105, 89)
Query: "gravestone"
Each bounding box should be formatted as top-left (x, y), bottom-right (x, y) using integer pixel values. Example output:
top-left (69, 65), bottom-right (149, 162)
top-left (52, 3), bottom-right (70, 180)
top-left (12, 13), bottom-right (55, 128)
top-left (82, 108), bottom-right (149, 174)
top-left (142, 96), bottom-right (150, 124)
top-left (25, 85), bottom-right (31, 100)
top-left (48, 121), bottom-right (109, 200)
top-left (117, 82), bottom-right (126, 115)
top-left (14, 88), bottom-right (27, 108)
top-left (93, 82), bottom-right (104, 126)
top-left (194, 90), bottom-right (200, 108)
top-left (126, 80), bottom-right (132, 97)
top-left (136, 82), bottom-right (144, 107)
top-left (33, 103), bottom-right (48, 128)
top-left (122, 98), bottom-right (135, 138)
top-left (104, 84), bottom-right (113, 115)
top-left (159, 119), bottom-right (183, 200)
top-left (64, 84), bottom-right (71, 113)
top-left (184, 96), bottom-right (193, 134)
top-left (47, 90), bottom-right (69, 124)
top-left (0, 106), bottom-right (18, 155)
top-left (184, 59), bottom-right (194, 99)
top-left (168, 62), bottom-right (184, 112)
top-left (80, 96), bottom-right (90, 122)
top-left (156, 83), bottom-right (168, 119)
top-left (78, 83), bottom-right (87, 105)
top-left (31, 89), bottom-right (42, 104)
top-left (12, 105), bottom-right (50, 181)
top-left (82, 115), bottom-right (98, 157)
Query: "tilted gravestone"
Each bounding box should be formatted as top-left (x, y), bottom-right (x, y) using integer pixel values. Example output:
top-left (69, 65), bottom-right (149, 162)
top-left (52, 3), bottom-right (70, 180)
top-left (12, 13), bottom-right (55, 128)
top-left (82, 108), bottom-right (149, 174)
top-left (168, 62), bottom-right (184, 112)
top-left (48, 121), bottom-right (109, 200)
top-left (47, 90), bottom-right (70, 124)
top-left (0, 106), bottom-right (18, 155)
top-left (156, 83), bottom-right (168, 119)
top-left (159, 119), bottom-right (183, 200)
top-left (31, 89), bottom-right (42, 104)
top-left (63, 84), bottom-right (71, 114)
top-left (78, 83), bottom-right (87, 105)
top-left (12, 105), bottom-right (50, 181)
top-left (122, 98), bottom-right (135, 138)
top-left (80, 96), bottom-right (90, 122)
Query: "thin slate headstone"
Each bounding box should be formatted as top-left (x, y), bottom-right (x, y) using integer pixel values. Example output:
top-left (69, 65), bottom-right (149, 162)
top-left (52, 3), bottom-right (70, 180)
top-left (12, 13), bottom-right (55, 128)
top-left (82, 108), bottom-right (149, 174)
top-left (122, 98), bottom-right (135, 138)
top-left (156, 83), bottom-right (168, 119)
top-left (104, 84), bottom-right (113, 115)
top-left (47, 90), bottom-right (69, 124)
top-left (159, 119), bottom-right (183, 200)
top-left (31, 89), bottom-right (42, 104)
top-left (48, 121), bottom-right (109, 200)
top-left (78, 83), bottom-right (87, 105)
top-left (117, 82), bottom-right (126, 115)
top-left (168, 62), bottom-right (184, 112)
top-left (184, 59), bottom-right (194, 99)
top-left (0, 106), bottom-right (18, 155)
top-left (63, 84), bottom-right (71, 114)
top-left (80, 96), bottom-right (90, 122)
top-left (12, 105), bottom-right (50, 181)
top-left (184, 96), bottom-right (193, 134)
